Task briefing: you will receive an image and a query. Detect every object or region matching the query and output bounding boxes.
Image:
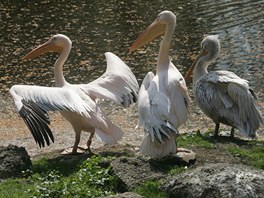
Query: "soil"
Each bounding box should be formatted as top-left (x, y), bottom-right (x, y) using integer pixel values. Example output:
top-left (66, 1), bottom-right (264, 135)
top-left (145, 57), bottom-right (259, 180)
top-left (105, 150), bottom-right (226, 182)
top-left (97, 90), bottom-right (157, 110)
top-left (0, 94), bottom-right (263, 198)
top-left (0, 96), bottom-right (263, 165)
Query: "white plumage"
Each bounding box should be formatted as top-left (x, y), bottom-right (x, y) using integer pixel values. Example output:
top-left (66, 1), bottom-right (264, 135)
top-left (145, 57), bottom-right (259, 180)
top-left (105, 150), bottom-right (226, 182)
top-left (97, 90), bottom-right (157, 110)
top-left (10, 34), bottom-right (139, 153)
top-left (130, 11), bottom-right (190, 158)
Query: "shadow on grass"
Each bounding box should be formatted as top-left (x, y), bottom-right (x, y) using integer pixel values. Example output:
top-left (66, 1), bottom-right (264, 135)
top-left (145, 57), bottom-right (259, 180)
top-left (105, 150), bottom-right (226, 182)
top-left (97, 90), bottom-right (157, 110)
top-left (192, 130), bottom-right (264, 170)
top-left (32, 144), bottom-right (136, 177)
top-left (32, 152), bottom-right (94, 176)
top-left (198, 130), bottom-right (264, 147)
top-left (148, 156), bottom-right (192, 174)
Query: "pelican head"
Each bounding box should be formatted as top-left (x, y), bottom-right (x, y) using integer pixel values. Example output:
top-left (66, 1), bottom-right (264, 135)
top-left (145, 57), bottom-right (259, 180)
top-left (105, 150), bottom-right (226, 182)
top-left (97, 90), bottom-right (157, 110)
top-left (22, 34), bottom-right (72, 61)
top-left (129, 10), bottom-right (176, 52)
top-left (185, 35), bottom-right (220, 80)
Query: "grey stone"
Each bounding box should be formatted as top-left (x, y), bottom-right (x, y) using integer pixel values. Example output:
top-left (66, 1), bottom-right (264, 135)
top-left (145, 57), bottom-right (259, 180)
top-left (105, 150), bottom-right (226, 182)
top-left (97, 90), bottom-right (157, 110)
top-left (111, 156), bottom-right (165, 190)
top-left (161, 163), bottom-right (264, 198)
top-left (101, 192), bottom-right (143, 198)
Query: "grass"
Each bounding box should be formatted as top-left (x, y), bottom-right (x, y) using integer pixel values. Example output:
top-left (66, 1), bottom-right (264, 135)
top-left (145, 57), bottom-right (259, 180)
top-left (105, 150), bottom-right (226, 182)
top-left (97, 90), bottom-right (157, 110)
top-left (32, 154), bottom-right (88, 176)
top-left (133, 180), bottom-right (168, 198)
top-left (0, 179), bottom-right (30, 198)
top-left (178, 131), bottom-right (264, 170)
top-left (177, 130), bottom-right (214, 149)
top-left (0, 155), bottom-right (120, 198)
top-left (227, 141), bottom-right (264, 169)
top-left (169, 166), bottom-right (187, 175)
top-left (1, 132), bottom-right (263, 197)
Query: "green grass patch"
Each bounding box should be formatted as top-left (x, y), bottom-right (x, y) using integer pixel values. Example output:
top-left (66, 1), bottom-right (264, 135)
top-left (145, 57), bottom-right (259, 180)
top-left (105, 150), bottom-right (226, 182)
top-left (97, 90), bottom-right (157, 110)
top-left (32, 154), bottom-right (87, 176)
top-left (168, 166), bottom-right (187, 175)
top-left (0, 179), bottom-right (31, 198)
top-left (133, 180), bottom-right (168, 198)
top-left (0, 155), bottom-right (120, 198)
top-left (177, 131), bottom-right (214, 149)
top-left (227, 141), bottom-right (264, 169)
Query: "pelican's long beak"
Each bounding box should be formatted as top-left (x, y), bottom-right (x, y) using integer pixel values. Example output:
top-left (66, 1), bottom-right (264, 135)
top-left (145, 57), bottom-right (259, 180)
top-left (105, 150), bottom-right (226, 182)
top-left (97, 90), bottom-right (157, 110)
top-left (184, 49), bottom-right (208, 80)
top-left (22, 38), bottom-right (63, 61)
top-left (129, 20), bottom-right (166, 53)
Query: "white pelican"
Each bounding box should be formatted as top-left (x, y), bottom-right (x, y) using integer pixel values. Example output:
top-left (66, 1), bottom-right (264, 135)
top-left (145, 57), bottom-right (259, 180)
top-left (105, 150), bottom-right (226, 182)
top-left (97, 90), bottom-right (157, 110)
top-left (10, 34), bottom-right (139, 154)
top-left (185, 35), bottom-right (263, 138)
top-left (129, 11), bottom-right (190, 158)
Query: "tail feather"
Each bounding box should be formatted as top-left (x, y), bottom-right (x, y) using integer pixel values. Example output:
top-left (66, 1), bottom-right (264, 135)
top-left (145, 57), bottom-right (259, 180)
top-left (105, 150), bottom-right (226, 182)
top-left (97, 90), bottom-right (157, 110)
top-left (95, 123), bottom-right (124, 144)
top-left (90, 104), bottom-right (124, 144)
top-left (140, 134), bottom-right (177, 158)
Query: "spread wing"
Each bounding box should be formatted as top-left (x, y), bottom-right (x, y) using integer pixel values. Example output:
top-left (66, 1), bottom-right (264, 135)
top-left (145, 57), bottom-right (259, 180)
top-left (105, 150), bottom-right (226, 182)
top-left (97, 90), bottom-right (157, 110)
top-left (81, 52), bottom-right (139, 108)
top-left (10, 85), bottom-right (92, 147)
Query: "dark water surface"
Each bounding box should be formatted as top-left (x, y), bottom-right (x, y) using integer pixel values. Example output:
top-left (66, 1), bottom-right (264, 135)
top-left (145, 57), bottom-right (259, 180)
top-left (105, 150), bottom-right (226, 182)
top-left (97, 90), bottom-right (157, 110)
top-left (1, 0), bottom-right (264, 111)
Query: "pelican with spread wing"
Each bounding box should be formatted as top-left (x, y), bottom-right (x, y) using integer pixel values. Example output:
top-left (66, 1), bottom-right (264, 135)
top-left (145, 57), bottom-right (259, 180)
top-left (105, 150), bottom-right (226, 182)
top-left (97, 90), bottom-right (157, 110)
top-left (10, 34), bottom-right (139, 154)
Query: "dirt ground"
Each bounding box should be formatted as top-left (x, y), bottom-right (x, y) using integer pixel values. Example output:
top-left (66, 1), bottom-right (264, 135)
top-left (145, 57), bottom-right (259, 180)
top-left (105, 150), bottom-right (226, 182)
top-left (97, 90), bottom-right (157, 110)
top-left (0, 96), bottom-right (263, 163)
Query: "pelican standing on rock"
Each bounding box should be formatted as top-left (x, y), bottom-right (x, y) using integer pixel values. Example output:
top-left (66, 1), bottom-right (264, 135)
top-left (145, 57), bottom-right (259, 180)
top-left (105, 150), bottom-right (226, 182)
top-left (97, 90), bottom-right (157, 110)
top-left (129, 11), bottom-right (190, 158)
top-left (10, 34), bottom-right (139, 154)
top-left (185, 35), bottom-right (263, 138)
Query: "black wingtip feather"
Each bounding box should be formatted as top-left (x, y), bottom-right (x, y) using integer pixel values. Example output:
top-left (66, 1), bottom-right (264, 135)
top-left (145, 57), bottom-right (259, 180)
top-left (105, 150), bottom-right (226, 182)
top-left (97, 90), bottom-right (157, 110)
top-left (249, 88), bottom-right (257, 100)
top-left (19, 100), bottom-right (54, 148)
top-left (131, 91), bottom-right (138, 103)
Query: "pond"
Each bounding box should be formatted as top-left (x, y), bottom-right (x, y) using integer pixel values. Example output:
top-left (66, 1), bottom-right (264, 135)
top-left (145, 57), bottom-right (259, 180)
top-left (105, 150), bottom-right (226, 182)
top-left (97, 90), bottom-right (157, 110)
top-left (0, 0), bottom-right (263, 111)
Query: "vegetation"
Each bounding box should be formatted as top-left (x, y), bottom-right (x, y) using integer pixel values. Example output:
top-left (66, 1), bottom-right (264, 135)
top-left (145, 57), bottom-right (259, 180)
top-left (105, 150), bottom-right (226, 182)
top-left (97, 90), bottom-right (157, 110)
top-left (0, 132), bottom-right (263, 197)
top-left (134, 180), bottom-right (168, 198)
top-left (177, 130), bottom-right (214, 149)
top-left (0, 155), bottom-right (119, 198)
top-left (227, 141), bottom-right (264, 169)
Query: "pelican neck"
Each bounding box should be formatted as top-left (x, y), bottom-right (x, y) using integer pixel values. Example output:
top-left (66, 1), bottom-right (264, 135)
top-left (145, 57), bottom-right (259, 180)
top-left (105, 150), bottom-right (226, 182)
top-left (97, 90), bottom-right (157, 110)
top-left (54, 46), bottom-right (71, 87)
top-left (157, 22), bottom-right (175, 70)
top-left (193, 59), bottom-right (209, 83)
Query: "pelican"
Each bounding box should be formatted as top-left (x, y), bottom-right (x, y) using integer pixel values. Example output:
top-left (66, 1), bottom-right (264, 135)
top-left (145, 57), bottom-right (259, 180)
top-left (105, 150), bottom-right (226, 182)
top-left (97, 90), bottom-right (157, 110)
top-left (185, 35), bottom-right (263, 138)
top-left (129, 11), bottom-right (190, 158)
top-left (10, 34), bottom-right (139, 154)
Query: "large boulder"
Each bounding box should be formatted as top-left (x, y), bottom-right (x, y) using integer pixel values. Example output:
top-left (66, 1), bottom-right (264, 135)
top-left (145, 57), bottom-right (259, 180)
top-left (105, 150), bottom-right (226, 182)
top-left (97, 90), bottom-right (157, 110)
top-left (0, 144), bottom-right (32, 179)
top-left (161, 163), bottom-right (264, 198)
top-left (110, 154), bottom-right (195, 190)
top-left (110, 156), bottom-right (165, 190)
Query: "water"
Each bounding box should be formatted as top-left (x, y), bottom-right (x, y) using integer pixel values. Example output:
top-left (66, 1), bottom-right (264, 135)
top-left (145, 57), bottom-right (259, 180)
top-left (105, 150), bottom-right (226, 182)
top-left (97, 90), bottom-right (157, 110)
top-left (0, 0), bottom-right (264, 111)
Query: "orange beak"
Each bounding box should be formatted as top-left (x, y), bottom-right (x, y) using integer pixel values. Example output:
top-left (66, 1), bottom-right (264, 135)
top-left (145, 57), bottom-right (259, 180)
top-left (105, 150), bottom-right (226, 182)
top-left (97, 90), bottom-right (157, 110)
top-left (129, 19), bottom-right (166, 53)
top-left (184, 49), bottom-right (208, 80)
top-left (22, 37), bottom-right (63, 61)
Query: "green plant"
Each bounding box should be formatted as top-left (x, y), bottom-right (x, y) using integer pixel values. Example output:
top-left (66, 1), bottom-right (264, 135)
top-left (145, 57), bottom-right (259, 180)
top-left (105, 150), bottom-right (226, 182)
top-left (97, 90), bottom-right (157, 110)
top-left (169, 166), bottom-right (187, 175)
top-left (227, 141), bottom-right (264, 169)
top-left (177, 131), bottom-right (213, 149)
top-left (27, 155), bottom-right (119, 198)
top-left (134, 180), bottom-right (168, 198)
top-left (0, 179), bottom-right (31, 198)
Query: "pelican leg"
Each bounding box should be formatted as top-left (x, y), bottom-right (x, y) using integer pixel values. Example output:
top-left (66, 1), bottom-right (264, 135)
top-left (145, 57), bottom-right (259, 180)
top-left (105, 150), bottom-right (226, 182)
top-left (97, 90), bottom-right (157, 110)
top-left (230, 127), bottom-right (235, 138)
top-left (86, 132), bottom-right (95, 154)
top-left (214, 123), bottom-right (220, 137)
top-left (72, 130), bottom-right (81, 154)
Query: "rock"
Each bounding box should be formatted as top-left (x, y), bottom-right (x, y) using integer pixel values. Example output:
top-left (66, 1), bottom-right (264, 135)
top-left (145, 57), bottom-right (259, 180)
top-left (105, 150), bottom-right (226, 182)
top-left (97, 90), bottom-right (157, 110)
top-left (101, 192), bottom-right (143, 198)
top-left (161, 163), bottom-right (264, 198)
top-left (172, 148), bottom-right (196, 164)
top-left (110, 154), bottom-right (195, 191)
top-left (111, 156), bottom-right (165, 190)
top-left (0, 144), bottom-right (32, 179)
